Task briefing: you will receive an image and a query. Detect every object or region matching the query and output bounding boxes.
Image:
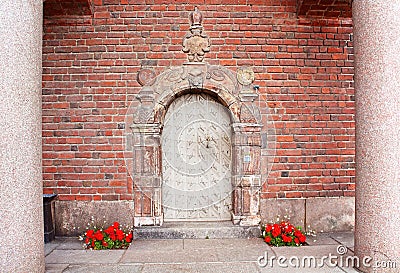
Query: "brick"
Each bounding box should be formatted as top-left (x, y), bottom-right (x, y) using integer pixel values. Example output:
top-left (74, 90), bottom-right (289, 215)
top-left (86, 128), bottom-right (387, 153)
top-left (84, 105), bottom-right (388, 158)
top-left (43, 1), bottom-right (355, 203)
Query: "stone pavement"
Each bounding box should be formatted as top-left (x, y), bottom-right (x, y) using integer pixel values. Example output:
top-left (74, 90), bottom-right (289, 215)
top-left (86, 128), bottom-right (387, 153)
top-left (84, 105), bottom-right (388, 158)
top-left (45, 232), bottom-right (359, 273)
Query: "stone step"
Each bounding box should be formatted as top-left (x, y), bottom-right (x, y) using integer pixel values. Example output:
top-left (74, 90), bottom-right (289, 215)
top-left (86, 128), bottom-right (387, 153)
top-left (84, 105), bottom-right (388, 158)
top-left (133, 221), bottom-right (261, 239)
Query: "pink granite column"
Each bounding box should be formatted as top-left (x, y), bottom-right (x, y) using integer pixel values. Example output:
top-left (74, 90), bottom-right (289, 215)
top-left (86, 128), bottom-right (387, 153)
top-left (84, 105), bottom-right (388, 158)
top-left (0, 1), bottom-right (44, 272)
top-left (353, 1), bottom-right (400, 272)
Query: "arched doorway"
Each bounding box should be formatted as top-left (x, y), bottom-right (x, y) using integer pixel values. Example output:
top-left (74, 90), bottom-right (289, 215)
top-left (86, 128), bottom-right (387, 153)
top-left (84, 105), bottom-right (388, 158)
top-left (128, 63), bottom-right (264, 227)
top-left (161, 93), bottom-right (232, 221)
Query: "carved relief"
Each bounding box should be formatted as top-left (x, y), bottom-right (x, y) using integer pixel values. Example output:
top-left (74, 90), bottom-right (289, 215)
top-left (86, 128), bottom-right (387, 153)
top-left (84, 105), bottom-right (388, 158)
top-left (237, 67), bottom-right (255, 86)
top-left (182, 7), bottom-right (210, 62)
top-left (133, 106), bottom-right (154, 124)
top-left (137, 68), bottom-right (156, 86)
top-left (187, 67), bottom-right (204, 88)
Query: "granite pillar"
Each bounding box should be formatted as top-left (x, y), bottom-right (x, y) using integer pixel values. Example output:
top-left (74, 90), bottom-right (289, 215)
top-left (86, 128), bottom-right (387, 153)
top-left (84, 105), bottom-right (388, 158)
top-left (353, 1), bottom-right (400, 272)
top-left (0, 1), bottom-right (44, 272)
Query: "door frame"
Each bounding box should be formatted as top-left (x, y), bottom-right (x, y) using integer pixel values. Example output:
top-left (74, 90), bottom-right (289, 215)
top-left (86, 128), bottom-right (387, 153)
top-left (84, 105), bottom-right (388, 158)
top-left (129, 63), bottom-right (263, 227)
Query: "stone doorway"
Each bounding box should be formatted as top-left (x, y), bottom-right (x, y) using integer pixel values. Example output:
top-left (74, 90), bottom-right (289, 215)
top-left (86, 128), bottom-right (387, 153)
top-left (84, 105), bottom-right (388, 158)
top-left (161, 93), bottom-right (232, 221)
top-left (128, 63), bottom-right (264, 227)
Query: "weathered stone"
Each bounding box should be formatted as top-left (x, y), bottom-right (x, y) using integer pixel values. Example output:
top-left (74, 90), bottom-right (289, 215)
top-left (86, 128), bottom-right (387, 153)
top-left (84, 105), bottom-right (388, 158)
top-left (45, 249), bottom-right (124, 264)
top-left (306, 197), bottom-right (354, 232)
top-left (133, 221), bottom-right (260, 239)
top-left (55, 201), bottom-right (134, 236)
top-left (182, 7), bottom-right (210, 62)
top-left (260, 198), bottom-right (306, 229)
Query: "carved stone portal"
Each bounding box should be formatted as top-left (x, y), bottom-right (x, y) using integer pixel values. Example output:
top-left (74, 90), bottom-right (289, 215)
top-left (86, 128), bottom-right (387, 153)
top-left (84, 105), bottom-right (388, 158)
top-left (127, 8), bottom-right (265, 227)
top-left (128, 63), bottom-right (263, 227)
top-left (182, 7), bottom-right (210, 62)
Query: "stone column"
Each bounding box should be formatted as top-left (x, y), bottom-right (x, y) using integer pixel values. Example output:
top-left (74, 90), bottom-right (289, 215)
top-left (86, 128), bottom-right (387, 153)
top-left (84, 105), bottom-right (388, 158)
top-left (0, 1), bottom-right (44, 272)
top-left (353, 1), bottom-right (400, 272)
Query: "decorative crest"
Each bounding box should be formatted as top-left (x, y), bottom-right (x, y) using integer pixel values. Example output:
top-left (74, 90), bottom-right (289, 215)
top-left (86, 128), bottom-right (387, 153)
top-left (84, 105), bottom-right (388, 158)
top-left (182, 7), bottom-right (210, 62)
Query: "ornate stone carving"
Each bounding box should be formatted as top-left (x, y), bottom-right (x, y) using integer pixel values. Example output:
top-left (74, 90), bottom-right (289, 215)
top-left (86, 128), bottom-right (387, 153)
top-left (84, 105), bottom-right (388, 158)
top-left (128, 63), bottom-right (266, 227)
top-left (237, 67), bottom-right (255, 86)
top-left (136, 68), bottom-right (156, 105)
top-left (182, 7), bottom-right (210, 62)
top-left (207, 66), bottom-right (226, 81)
top-left (133, 106), bottom-right (154, 124)
top-left (187, 67), bottom-right (204, 88)
top-left (237, 67), bottom-right (258, 101)
top-left (137, 68), bottom-right (156, 86)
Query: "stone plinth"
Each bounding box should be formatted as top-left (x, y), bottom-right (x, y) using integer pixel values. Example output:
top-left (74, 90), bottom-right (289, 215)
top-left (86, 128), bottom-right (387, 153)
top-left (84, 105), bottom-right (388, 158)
top-left (0, 0), bottom-right (44, 272)
top-left (353, 1), bottom-right (400, 272)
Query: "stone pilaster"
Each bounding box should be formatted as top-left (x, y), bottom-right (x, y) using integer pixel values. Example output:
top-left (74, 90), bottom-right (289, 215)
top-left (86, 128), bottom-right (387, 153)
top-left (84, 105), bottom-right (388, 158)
top-left (131, 124), bottom-right (163, 226)
top-left (353, 1), bottom-right (400, 272)
top-left (232, 123), bottom-right (262, 226)
top-left (0, 0), bottom-right (44, 272)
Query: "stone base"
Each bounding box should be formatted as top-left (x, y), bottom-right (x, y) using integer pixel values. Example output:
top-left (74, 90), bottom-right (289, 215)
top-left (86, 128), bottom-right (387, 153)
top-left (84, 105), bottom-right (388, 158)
top-left (231, 215), bottom-right (261, 226)
top-left (133, 221), bottom-right (261, 239)
top-left (55, 201), bottom-right (134, 236)
top-left (134, 215), bottom-right (163, 227)
top-left (260, 197), bottom-right (354, 232)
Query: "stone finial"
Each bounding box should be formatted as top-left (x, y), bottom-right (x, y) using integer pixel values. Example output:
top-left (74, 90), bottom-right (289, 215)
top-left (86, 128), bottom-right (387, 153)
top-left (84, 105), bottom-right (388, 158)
top-left (189, 6), bottom-right (202, 28)
top-left (182, 7), bottom-right (210, 62)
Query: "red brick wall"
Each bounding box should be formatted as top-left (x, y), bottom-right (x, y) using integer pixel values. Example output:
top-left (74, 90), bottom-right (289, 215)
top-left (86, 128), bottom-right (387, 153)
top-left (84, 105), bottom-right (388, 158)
top-left (42, 0), bottom-right (354, 202)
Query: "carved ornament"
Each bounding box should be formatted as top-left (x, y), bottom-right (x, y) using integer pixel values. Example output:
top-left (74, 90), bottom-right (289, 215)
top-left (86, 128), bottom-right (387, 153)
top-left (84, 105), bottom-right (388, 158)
top-left (182, 7), bottom-right (210, 62)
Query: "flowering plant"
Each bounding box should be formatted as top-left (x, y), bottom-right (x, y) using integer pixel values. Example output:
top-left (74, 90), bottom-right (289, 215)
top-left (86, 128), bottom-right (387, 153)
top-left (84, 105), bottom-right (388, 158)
top-left (81, 221), bottom-right (133, 250)
top-left (261, 221), bottom-right (306, 247)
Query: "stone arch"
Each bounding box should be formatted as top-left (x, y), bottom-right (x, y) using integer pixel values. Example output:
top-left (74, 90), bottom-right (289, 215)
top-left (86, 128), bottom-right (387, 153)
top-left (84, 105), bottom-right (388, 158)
top-left (130, 63), bottom-right (263, 227)
top-left (133, 63), bottom-right (261, 126)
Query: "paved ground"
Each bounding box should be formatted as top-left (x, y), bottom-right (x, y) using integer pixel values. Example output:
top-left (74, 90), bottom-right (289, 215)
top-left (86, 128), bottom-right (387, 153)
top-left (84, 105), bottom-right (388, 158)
top-left (45, 232), bottom-right (359, 273)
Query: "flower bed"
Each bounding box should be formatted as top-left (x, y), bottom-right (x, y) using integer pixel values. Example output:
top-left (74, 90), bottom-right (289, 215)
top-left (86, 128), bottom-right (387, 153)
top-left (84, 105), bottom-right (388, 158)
top-left (81, 221), bottom-right (133, 250)
top-left (261, 221), bottom-right (307, 247)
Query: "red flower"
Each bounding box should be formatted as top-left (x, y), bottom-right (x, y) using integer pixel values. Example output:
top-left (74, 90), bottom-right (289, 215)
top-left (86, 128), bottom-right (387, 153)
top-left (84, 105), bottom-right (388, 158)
top-left (294, 230), bottom-right (303, 238)
top-left (94, 230), bottom-right (104, 241)
top-left (105, 226), bottom-right (115, 235)
top-left (113, 222), bottom-right (120, 229)
top-left (284, 224), bottom-right (294, 233)
top-left (265, 224), bottom-right (272, 233)
top-left (271, 224), bottom-right (281, 238)
top-left (294, 238), bottom-right (300, 245)
top-left (86, 229), bottom-right (94, 239)
top-left (102, 241), bottom-right (108, 247)
top-left (110, 233), bottom-right (116, 241)
top-left (85, 237), bottom-right (90, 244)
top-left (116, 229), bottom-right (124, 241)
top-left (282, 235), bottom-right (292, 243)
top-left (299, 235), bottom-right (306, 243)
top-left (264, 236), bottom-right (271, 243)
top-left (126, 233), bottom-right (133, 243)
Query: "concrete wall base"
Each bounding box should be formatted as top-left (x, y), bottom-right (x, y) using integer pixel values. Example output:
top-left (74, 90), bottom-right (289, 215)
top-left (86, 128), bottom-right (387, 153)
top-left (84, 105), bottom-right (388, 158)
top-left (260, 197), bottom-right (355, 232)
top-left (55, 201), bottom-right (134, 236)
